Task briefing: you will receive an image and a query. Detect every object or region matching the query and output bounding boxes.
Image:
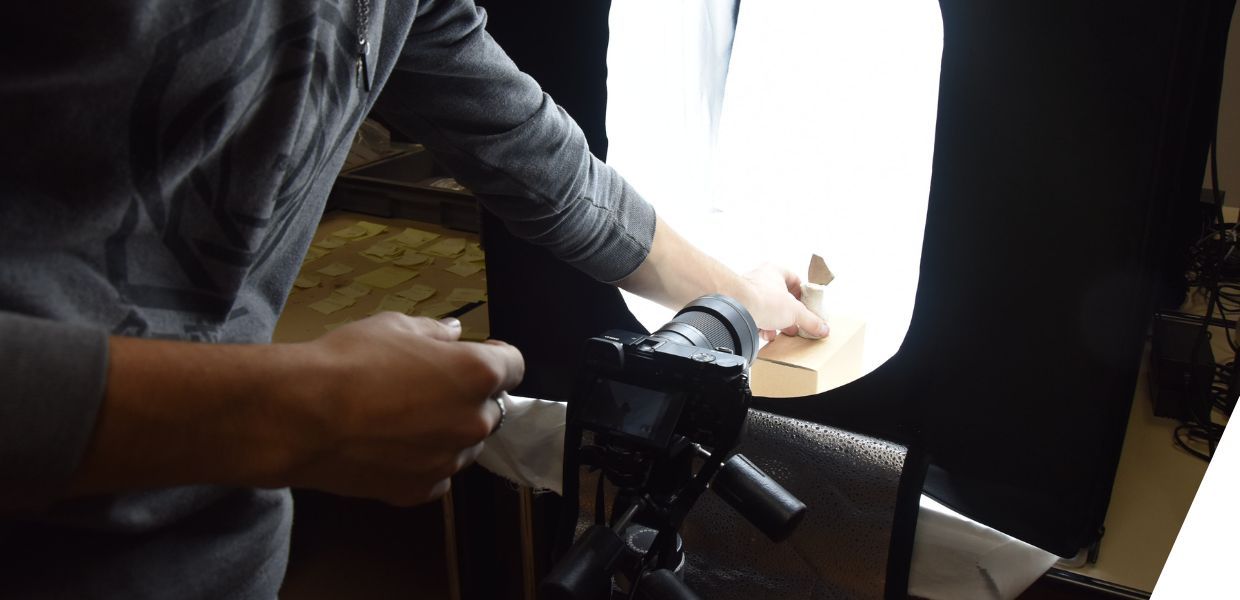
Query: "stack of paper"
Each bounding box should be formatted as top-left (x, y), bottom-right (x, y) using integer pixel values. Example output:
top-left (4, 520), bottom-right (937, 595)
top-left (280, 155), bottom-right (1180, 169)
top-left (360, 241), bottom-right (404, 262)
top-left (388, 227), bottom-right (440, 248)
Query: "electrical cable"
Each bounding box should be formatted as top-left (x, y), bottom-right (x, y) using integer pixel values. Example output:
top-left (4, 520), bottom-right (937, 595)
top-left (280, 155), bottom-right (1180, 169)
top-left (1170, 136), bottom-right (1235, 461)
top-left (1210, 132), bottom-right (1225, 226)
top-left (1175, 424), bottom-right (1218, 461)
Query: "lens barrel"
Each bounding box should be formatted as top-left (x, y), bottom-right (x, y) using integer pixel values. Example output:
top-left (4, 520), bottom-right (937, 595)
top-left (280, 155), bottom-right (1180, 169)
top-left (651, 294), bottom-right (759, 365)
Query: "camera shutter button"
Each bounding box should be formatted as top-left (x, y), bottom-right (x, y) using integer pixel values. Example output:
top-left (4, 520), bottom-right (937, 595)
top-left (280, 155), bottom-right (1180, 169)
top-left (691, 352), bottom-right (716, 363)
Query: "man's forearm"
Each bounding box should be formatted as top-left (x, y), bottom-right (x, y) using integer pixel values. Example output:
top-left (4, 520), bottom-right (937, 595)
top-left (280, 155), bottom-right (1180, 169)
top-left (617, 216), bottom-right (831, 339)
top-left (71, 336), bottom-right (325, 495)
top-left (65, 313), bottom-right (517, 507)
top-left (617, 215), bottom-right (751, 310)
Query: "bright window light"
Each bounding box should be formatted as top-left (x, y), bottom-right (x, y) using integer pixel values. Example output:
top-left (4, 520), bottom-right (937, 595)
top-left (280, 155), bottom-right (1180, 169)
top-left (607, 0), bottom-right (943, 377)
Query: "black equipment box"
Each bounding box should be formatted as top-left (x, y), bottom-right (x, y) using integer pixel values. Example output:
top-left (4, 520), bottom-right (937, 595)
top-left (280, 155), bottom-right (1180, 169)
top-left (1148, 314), bottom-right (1217, 421)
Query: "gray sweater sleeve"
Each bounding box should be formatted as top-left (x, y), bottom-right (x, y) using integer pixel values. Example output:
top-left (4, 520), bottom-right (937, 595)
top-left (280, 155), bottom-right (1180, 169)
top-left (0, 313), bottom-right (108, 499)
top-left (373, 0), bottom-right (656, 283)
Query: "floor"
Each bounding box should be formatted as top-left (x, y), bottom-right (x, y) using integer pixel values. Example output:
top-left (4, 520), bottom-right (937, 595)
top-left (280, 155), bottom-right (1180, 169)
top-left (281, 491), bottom-right (451, 600)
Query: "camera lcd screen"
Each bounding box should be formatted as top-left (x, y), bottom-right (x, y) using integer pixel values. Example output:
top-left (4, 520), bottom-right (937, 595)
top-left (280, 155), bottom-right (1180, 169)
top-left (579, 379), bottom-right (685, 446)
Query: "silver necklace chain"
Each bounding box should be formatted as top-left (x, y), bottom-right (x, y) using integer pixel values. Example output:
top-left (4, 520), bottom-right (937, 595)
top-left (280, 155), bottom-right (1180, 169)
top-left (355, 0), bottom-right (373, 92)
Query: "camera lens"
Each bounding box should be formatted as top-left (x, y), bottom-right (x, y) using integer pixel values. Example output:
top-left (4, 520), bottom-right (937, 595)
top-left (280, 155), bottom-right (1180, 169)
top-left (651, 294), bottom-right (759, 365)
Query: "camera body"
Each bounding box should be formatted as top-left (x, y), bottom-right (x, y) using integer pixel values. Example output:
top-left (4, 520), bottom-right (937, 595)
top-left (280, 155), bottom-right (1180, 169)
top-left (546, 296), bottom-right (805, 600)
top-left (576, 329), bottom-right (751, 463)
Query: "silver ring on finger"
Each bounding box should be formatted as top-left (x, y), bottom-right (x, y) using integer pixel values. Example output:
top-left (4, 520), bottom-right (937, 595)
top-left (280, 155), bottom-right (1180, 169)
top-left (489, 394), bottom-right (507, 435)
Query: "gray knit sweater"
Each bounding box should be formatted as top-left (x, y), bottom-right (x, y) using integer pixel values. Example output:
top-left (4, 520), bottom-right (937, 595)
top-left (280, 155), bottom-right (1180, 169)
top-left (0, 0), bottom-right (654, 596)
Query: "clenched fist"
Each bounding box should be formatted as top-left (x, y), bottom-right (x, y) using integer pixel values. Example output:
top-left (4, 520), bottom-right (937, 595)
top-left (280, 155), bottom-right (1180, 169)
top-left (283, 313), bottom-right (525, 505)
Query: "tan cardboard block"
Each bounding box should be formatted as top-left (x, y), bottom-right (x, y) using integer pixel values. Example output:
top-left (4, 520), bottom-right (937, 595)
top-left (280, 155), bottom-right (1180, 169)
top-left (750, 315), bottom-right (865, 398)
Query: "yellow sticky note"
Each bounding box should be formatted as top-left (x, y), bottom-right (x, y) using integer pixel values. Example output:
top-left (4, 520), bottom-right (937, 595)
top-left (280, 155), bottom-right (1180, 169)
top-left (372, 295), bottom-right (419, 315)
top-left (293, 275), bottom-right (320, 289)
top-left (334, 282), bottom-right (372, 299)
top-left (424, 237), bottom-right (467, 258)
top-left (445, 262), bottom-right (483, 277)
top-left (358, 221), bottom-right (388, 236)
top-left (389, 227), bottom-right (441, 248)
top-left (460, 244), bottom-right (485, 263)
top-left (333, 221), bottom-right (388, 240)
top-left (394, 252), bottom-right (432, 267)
top-left (325, 292), bottom-right (357, 307)
top-left (302, 247), bottom-right (329, 263)
top-left (362, 242), bottom-right (403, 257)
top-left (316, 262), bottom-right (354, 277)
top-left (395, 284), bottom-right (436, 302)
top-left (427, 177), bottom-right (467, 191)
top-left (332, 226), bottom-right (366, 239)
top-left (354, 266), bottom-right (419, 289)
top-left (309, 297), bottom-right (350, 315)
top-left (417, 301), bottom-right (458, 319)
top-left (314, 237), bottom-right (347, 249)
top-left (447, 288), bottom-right (487, 304)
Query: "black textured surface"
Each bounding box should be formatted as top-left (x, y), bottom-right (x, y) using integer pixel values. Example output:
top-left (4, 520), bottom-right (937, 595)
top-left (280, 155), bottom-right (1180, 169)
top-left (678, 411), bottom-right (915, 599)
top-left (567, 412), bottom-right (919, 599)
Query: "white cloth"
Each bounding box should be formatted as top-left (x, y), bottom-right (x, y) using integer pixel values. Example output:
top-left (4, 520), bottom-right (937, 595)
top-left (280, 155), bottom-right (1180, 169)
top-left (908, 496), bottom-right (1059, 599)
top-left (476, 393), bottom-right (566, 494)
top-left (476, 396), bottom-right (1059, 599)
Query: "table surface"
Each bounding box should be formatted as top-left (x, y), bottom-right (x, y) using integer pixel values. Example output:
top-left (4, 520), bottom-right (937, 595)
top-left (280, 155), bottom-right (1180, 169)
top-left (273, 210), bottom-right (490, 344)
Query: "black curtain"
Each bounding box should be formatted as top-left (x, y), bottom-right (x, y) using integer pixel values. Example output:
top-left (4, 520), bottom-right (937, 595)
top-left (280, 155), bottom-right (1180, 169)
top-left (755, 0), bottom-right (1235, 557)
top-left (463, 0), bottom-right (1235, 591)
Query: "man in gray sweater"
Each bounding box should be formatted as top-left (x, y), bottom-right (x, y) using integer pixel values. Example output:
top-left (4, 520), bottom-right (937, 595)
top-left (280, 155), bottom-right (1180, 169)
top-left (0, 0), bottom-right (829, 596)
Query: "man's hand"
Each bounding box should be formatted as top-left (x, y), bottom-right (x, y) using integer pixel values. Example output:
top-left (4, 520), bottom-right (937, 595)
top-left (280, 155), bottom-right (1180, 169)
top-left (283, 314), bottom-right (523, 505)
top-left (73, 313), bottom-right (524, 507)
top-left (618, 216), bottom-right (830, 341)
top-left (740, 264), bottom-right (831, 342)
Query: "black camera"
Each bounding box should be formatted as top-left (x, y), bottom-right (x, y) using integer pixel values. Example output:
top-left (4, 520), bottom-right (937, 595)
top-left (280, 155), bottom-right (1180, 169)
top-left (545, 295), bottom-right (806, 600)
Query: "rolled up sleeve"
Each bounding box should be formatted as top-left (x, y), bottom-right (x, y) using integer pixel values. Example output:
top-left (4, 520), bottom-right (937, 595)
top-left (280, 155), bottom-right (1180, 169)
top-left (373, 0), bottom-right (656, 282)
top-left (0, 312), bottom-right (108, 501)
